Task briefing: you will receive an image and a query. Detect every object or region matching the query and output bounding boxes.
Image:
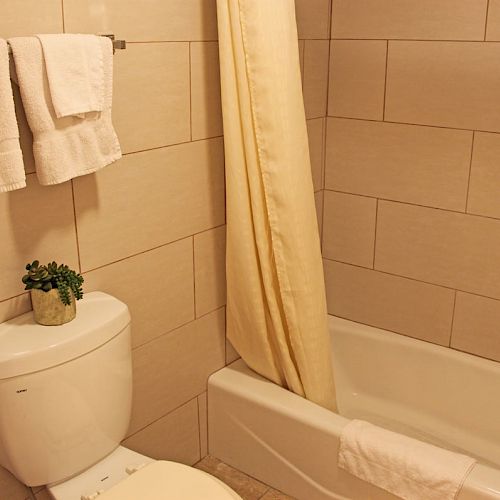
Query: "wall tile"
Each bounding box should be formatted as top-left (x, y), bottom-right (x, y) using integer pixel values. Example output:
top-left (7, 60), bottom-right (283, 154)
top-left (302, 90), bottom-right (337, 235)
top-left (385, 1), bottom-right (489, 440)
top-left (0, 0), bottom-right (62, 38)
top-left (486, 0), bottom-right (500, 40)
top-left (375, 201), bottom-right (500, 299)
top-left (84, 238), bottom-right (194, 348)
top-left (0, 466), bottom-right (29, 500)
top-left (226, 338), bottom-right (240, 364)
top-left (328, 41), bottom-right (387, 121)
top-left (323, 191), bottom-right (376, 268)
top-left (314, 190), bottom-right (324, 237)
top-left (113, 43), bottom-right (190, 154)
top-left (324, 260), bottom-right (455, 345)
top-left (331, 0), bottom-right (488, 41)
top-left (129, 308), bottom-right (225, 434)
top-left (191, 42), bottom-right (223, 141)
top-left (295, 0), bottom-right (331, 39)
top-left (124, 399), bottom-right (200, 465)
top-left (451, 292), bottom-right (500, 362)
top-left (303, 40), bottom-right (329, 119)
top-left (198, 392), bottom-right (208, 458)
top-left (385, 41), bottom-right (500, 132)
top-left (325, 118), bottom-right (472, 211)
top-left (298, 40), bottom-right (305, 86)
top-left (194, 226), bottom-right (226, 318)
top-left (0, 294), bottom-right (31, 323)
top-left (63, 0), bottom-right (218, 42)
top-left (0, 175), bottom-right (78, 302)
top-left (73, 138), bottom-right (225, 271)
top-left (306, 118), bottom-right (325, 192)
top-left (467, 132), bottom-right (500, 219)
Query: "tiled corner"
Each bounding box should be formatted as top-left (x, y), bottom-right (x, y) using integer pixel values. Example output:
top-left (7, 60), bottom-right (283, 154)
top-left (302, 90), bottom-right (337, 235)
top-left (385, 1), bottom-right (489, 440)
top-left (294, 0), bottom-right (331, 39)
top-left (328, 40), bottom-right (387, 121)
top-left (190, 41), bottom-right (223, 141)
top-left (306, 118), bottom-right (325, 192)
top-left (198, 392), bottom-right (208, 458)
top-left (303, 40), bottom-right (329, 119)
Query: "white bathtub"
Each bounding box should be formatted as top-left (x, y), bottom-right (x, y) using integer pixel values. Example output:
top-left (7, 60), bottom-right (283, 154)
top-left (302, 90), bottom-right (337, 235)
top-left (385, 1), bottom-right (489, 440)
top-left (208, 316), bottom-right (500, 500)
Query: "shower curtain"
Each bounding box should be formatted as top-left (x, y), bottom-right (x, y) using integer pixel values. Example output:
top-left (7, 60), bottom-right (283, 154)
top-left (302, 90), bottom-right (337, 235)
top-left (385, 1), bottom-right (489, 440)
top-left (217, 0), bottom-right (336, 411)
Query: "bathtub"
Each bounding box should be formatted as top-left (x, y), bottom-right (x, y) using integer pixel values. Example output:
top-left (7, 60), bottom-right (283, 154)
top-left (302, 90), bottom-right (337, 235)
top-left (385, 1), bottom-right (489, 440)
top-left (208, 316), bottom-right (500, 499)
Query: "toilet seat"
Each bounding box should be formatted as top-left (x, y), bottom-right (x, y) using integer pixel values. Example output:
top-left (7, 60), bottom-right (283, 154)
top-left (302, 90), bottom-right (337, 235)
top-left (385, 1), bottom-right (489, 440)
top-left (98, 460), bottom-right (242, 499)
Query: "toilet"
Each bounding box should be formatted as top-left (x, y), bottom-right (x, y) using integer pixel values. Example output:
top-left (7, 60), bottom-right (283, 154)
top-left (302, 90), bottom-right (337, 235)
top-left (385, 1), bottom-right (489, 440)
top-left (0, 291), bottom-right (242, 499)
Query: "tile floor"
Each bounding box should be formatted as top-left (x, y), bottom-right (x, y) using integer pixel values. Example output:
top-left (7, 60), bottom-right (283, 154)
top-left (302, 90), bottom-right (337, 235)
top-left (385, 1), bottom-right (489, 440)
top-left (195, 456), bottom-right (296, 500)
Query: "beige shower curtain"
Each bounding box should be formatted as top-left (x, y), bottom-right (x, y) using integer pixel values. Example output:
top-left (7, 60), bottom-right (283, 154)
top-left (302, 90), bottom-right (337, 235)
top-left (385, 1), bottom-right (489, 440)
top-left (217, 0), bottom-right (336, 411)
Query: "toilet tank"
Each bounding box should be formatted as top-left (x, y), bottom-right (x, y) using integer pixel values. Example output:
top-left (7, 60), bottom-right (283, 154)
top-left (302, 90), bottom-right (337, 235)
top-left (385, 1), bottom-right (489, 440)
top-left (0, 292), bottom-right (132, 487)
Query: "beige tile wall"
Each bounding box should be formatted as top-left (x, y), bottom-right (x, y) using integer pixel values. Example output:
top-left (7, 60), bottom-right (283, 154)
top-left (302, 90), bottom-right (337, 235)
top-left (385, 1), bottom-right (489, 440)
top-left (325, 1), bottom-right (500, 364)
top-left (0, 1), bottom-right (330, 498)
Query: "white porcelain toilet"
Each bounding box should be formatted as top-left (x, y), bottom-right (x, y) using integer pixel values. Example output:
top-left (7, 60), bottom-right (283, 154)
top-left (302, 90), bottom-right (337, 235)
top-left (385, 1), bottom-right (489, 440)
top-left (0, 291), bottom-right (242, 499)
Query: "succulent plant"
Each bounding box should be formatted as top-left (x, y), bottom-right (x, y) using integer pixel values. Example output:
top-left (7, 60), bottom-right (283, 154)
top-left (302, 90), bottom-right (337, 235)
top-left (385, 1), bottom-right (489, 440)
top-left (22, 260), bottom-right (84, 306)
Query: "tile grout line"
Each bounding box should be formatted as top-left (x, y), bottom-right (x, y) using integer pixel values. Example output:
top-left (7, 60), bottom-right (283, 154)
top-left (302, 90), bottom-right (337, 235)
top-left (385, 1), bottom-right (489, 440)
top-left (326, 257), bottom-right (500, 307)
top-left (192, 236), bottom-right (197, 319)
top-left (372, 199), bottom-right (379, 269)
top-left (323, 187), bottom-right (500, 224)
top-left (449, 290), bottom-right (458, 347)
top-left (329, 37), bottom-right (500, 43)
top-left (484, 0), bottom-right (491, 41)
top-left (61, 0), bottom-right (65, 33)
top-left (382, 40), bottom-right (389, 121)
top-left (464, 131), bottom-right (476, 213)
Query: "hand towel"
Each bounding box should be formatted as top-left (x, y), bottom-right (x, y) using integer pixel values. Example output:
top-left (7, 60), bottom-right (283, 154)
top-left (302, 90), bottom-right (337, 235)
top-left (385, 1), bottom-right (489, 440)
top-left (0, 39), bottom-right (26, 192)
top-left (338, 420), bottom-right (476, 500)
top-left (36, 34), bottom-right (104, 118)
top-left (8, 36), bottom-right (121, 186)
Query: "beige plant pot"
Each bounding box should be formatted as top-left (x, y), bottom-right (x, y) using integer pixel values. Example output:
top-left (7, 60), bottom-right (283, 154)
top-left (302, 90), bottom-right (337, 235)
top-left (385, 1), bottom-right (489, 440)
top-left (31, 288), bottom-right (76, 326)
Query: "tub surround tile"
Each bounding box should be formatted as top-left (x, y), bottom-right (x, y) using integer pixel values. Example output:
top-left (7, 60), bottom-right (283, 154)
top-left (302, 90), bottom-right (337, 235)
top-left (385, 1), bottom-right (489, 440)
top-left (303, 40), bottom-right (330, 119)
top-left (467, 132), bottom-right (500, 219)
top-left (298, 41), bottom-right (305, 86)
top-left (385, 41), bottom-right (500, 132)
top-left (325, 118), bottom-right (472, 212)
top-left (195, 456), bottom-right (269, 500)
top-left (113, 42), bottom-right (190, 154)
top-left (226, 338), bottom-right (240, 365)
top-left (190, 42), bottom-right (223, 141)
top-left (307, 118), bottom-right (325, 192)
top-left (0, 0), bottom-right (62, 38)
top-left (324, 260), bottom-right (455, 345)
top-left (486, 0), bottom-right (500, 40)
top-left (0, 294), bottom-right (31, 324)
top-left (322, 191), bottom-right (377, 268)
top-left (198, 393), bottom-right (208, 458)
top-left (194, 226), bottom-right (226, 318)
top-left (314, 191), bottom-right (324, 237)
top-left (451, 292), bottom-right (500, 362)
top-left (331, 0), bottom-right (488, 40)
top-left (129, 308), bottom-right (225, 435)
top-left (375, 201), bottom-right (500, 300)
top-left (295, 0), bottom-right (331, 39)
top-left (73, 137), bottom-right (225, 272)
top-left (62, 0), bottom-right (218, 42)
top-left (328, 41), bottom-right (387, 121)
top-left (83, 238), bottom-right (194, 348)
top-left (0, 176), bottom-right (79, 302)
top-left (124, 399), bottom-right (200, 465)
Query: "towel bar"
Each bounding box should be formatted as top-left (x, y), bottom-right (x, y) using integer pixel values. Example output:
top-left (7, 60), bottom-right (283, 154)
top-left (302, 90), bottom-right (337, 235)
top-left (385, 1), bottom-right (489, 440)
top-left (7, 33), bottom-right (126, 55)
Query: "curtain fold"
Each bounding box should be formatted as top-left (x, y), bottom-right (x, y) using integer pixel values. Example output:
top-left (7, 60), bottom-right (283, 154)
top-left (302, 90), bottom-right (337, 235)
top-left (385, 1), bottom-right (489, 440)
top-left (217, 0), bottom-right (337, 411)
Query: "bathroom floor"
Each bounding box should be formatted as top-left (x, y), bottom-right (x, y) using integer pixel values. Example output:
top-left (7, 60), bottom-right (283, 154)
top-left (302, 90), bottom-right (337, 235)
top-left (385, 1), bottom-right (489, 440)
top-left (195, 456), bottom-right (296, 500)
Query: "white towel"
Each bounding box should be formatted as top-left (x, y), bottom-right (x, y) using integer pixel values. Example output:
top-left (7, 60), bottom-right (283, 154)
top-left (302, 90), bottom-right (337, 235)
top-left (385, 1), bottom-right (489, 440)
top-left (8, 36), bottom-right (121, 186)
top-left (0, 39), bottom-right (26, 192)
top-left (36, 34), bottom-right (104, 118)
top-left (338, 420), bottom-right (476, 500)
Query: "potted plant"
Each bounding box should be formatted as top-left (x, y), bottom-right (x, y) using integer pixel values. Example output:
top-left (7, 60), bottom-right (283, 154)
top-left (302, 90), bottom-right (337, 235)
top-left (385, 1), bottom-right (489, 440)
top-left (22, 260), bottom-right (84, 326)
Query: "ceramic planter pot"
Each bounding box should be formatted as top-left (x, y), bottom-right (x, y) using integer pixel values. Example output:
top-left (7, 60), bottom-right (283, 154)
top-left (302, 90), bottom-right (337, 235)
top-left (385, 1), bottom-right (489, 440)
top-left (31, 288), bottom-right (76, 326)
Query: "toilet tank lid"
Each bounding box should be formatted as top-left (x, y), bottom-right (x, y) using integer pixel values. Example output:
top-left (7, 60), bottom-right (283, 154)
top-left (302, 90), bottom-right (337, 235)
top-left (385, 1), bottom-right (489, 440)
top-left (0, 292), bottom-right (131, 379)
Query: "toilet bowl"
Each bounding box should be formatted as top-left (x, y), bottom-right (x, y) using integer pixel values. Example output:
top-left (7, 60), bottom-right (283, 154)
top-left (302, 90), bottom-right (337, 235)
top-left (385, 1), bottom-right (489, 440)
top-left (0, 292), bottom-right (242, 500)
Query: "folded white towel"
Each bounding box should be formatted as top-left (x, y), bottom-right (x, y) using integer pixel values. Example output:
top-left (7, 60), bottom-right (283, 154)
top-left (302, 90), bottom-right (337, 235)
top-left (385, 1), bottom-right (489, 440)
top-left (0, 39), bottom-right (26, 192)
top-left (36, 34), bottom-right (104, 118)
top-left (338, 420), bottom-right (476, 500)
top-left (8, 36), bottom-right (121, 186)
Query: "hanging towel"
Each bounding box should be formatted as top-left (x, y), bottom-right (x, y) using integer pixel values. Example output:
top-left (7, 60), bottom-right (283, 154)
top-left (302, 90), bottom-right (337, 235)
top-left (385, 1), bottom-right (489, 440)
top-left (8, 36), bottom-right (121, 186)
top-left (338, 420), bottom-right (476, 500)
top-left (0, 39), bottom-right (26, 192)
top-left (36, 34), bottom-right (104, 118)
